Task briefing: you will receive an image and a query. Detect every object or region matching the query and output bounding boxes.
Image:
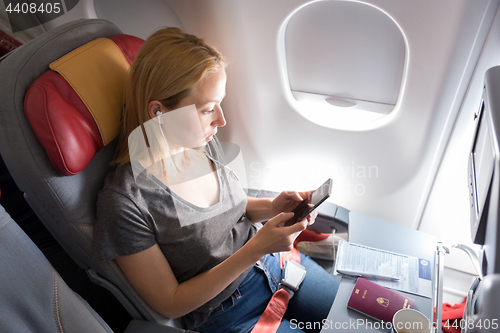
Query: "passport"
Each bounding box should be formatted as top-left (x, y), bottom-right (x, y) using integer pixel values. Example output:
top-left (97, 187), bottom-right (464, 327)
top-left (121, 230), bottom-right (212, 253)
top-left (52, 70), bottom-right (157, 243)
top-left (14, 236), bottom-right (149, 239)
top-left (347, 277), bottom-right (415, 322)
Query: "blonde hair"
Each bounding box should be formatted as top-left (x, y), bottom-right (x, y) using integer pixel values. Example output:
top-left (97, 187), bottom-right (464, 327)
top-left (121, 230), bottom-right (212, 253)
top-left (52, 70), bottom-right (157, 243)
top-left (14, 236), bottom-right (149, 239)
top-left (112, 27), bottom-right (227, 167)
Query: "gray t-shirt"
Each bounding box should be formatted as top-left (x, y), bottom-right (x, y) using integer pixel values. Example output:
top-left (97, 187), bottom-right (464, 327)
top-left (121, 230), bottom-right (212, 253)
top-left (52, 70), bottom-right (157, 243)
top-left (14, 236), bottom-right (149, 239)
top-left (92, 137), bottom-right (256, 329)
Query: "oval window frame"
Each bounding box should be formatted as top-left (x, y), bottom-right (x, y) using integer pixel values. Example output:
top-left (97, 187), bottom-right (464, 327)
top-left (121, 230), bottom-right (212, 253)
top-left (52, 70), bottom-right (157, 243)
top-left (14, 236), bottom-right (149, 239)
top-left (277, 0), bottom-right (409, 131)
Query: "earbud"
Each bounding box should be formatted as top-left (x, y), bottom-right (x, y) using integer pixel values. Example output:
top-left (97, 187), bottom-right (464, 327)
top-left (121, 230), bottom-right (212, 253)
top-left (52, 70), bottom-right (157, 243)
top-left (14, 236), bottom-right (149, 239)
top-left (156, 110), bottom-right (162, 125)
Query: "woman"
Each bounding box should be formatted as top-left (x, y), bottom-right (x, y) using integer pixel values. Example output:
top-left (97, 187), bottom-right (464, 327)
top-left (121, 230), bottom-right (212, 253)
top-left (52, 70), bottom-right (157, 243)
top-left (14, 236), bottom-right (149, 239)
top-left (93, 27), bottom-right (339, 333)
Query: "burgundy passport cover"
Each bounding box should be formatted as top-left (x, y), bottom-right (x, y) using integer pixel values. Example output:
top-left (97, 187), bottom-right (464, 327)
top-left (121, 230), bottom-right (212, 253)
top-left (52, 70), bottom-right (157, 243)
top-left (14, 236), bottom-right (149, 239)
top-left (347, 277), bottom-right (415, 322)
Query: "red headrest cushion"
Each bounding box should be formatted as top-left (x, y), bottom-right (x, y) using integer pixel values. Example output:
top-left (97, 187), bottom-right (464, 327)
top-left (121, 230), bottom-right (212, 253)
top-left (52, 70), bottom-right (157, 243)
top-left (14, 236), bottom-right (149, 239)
top-left (24, 34), bottom-right (144, 176)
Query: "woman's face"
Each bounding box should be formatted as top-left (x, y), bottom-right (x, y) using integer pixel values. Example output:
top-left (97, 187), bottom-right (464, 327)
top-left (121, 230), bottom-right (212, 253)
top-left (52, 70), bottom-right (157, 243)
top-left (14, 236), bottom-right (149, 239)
top-left (159, 67), bottom-right (227, 152)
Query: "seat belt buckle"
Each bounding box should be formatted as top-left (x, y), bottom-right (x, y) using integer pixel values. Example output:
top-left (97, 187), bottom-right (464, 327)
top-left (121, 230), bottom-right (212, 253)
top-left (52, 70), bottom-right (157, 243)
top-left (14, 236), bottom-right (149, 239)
top-left (280, 260), bottom-right (306, 296)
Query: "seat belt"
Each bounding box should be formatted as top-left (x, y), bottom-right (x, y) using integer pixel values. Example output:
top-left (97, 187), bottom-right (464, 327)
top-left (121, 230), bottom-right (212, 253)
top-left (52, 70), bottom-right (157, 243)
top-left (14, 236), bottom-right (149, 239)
top-left (251, 248), bottom-right (306, 333)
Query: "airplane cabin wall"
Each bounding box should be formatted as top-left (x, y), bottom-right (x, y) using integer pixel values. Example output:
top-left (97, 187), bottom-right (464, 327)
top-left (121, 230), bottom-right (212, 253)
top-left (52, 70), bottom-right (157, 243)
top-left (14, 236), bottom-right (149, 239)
top-left (164, 0), bottom-right (499, 302)
top-left (165, 0), bottom-right (499, 230)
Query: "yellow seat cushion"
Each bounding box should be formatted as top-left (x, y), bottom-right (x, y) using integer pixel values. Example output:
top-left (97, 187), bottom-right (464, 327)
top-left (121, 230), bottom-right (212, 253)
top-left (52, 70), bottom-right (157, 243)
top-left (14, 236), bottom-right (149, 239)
top-left (49, 38), bottom-right (130, 146)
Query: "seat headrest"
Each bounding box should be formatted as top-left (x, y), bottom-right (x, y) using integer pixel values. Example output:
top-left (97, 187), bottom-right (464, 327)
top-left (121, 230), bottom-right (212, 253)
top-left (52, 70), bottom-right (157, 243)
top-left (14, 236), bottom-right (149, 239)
top-left (24, 34), bottom-right (144, 176)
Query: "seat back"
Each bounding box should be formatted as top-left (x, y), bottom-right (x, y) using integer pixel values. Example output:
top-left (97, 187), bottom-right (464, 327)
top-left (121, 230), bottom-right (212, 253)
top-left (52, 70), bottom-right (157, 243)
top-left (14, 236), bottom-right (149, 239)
top-left (0, 19), bottom-right (174, 325)
top-left (0, 204), bottom-right (113, 333)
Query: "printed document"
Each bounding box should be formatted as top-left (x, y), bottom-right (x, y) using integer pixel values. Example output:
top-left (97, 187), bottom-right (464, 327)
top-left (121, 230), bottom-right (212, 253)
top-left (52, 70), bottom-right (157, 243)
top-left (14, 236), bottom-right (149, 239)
top-left (334, 241), bottom-right (432, 298)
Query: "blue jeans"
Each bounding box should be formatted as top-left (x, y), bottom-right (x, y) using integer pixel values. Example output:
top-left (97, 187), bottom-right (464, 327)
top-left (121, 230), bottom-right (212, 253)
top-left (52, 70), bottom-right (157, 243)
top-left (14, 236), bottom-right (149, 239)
top-left (199, 252), bottom-right (339, 333)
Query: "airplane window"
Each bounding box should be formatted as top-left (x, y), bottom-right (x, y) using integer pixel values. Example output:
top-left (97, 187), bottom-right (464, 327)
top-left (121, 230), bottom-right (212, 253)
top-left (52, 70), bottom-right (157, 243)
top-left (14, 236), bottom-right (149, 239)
top-left (280, 1), bottom-right (407, 130)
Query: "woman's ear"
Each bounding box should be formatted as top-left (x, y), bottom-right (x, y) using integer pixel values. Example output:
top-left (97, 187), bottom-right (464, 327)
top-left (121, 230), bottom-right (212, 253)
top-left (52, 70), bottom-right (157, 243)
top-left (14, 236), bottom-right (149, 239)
top-left (147, 100), bottom-right (164, 119)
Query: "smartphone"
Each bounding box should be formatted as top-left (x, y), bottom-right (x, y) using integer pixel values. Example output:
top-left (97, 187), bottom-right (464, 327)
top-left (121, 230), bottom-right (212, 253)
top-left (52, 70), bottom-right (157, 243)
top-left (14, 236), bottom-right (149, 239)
top-left (284, 178), bottom-right (332, 226)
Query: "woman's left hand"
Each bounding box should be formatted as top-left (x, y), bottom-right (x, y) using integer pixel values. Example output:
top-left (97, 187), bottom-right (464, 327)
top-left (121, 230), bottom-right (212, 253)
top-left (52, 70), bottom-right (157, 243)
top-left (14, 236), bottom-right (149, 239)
top-left (271, 190), bottom-right (317, 225)
top-left (305, 209), bottom-right (318, 226)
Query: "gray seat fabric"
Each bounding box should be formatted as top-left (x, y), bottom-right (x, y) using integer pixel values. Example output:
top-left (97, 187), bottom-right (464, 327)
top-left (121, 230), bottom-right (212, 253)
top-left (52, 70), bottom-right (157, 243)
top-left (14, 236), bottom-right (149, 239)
top-left (0, 18), bottom-right (176, 326)
top-left (0, 204), bottom-right (113, 333)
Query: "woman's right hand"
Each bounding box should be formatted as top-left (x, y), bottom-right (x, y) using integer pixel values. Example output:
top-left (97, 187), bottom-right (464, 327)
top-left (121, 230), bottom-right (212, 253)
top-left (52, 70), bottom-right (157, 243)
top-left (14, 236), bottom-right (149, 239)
top-left (246, 212), bottom-right (307, 259)
top-left (115, 212), bottom-right (307, 319)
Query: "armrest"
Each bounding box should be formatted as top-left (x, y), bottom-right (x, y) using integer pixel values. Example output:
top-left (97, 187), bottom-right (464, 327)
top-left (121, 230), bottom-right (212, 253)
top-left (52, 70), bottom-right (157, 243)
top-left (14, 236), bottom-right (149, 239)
top-left (310, 202), bottom-right (349, 234)
top-left (246, 189), bottom-right (349, 234)
top-left (124, 320), bottom-right (196, 333)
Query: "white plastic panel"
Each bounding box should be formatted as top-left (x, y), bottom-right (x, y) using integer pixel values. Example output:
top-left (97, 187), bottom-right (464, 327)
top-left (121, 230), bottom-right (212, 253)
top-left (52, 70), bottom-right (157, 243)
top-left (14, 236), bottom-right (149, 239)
top-left (39, 0), bottom-right (183, 39)
top-left (40, 0), bottom-right (98, 31)
top-left (94, 0), bottom-right (183, 39)
top-left (284, 0), bottom-right (406, 128)
top-left (419, 4), bottom-right (500, 274)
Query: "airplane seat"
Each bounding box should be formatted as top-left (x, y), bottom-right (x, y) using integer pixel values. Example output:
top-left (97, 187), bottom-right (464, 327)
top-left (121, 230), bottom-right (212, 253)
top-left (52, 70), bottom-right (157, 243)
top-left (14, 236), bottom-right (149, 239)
top-left (0, 204), bottom-right (113, 333)
top-left (0, 18), bottom-right (189, 331)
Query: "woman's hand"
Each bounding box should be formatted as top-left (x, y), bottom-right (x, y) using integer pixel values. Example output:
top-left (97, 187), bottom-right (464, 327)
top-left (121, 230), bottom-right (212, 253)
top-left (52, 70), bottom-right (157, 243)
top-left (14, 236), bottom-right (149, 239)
top-left (270, 190), bottom-right (318, 226)
top-left (246, 189), bottom-right (318, 223)
top-left (306, 209), bottom-right (318, 226)
top-left (270, 190), bottom-right (314, 216)
top-left (245, 212), bottom-right (308, 258)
